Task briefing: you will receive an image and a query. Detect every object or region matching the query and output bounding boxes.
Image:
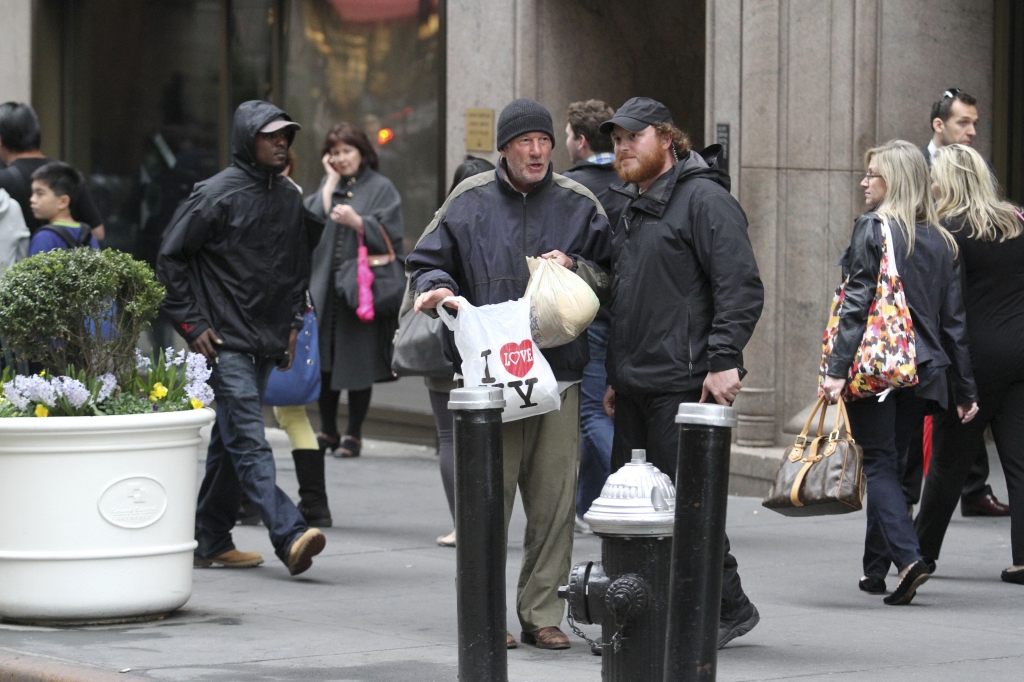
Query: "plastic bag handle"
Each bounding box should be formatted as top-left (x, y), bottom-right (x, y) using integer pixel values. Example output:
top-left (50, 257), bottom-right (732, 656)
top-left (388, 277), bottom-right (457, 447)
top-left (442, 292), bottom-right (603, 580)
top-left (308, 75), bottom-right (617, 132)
top-left (435, 296), bottom-right (461, 331)
top-left (524, 257), bottom-right (547, 299)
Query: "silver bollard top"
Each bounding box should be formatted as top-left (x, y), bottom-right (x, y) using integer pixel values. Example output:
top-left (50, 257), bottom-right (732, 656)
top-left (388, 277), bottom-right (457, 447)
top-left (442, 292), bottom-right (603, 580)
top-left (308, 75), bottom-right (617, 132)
top-left (448, 386), bottom-right (506, 411)
top-left (675, 402), bottom-right (737, 428)
top-left (584, 449), bottom-right (676, 537)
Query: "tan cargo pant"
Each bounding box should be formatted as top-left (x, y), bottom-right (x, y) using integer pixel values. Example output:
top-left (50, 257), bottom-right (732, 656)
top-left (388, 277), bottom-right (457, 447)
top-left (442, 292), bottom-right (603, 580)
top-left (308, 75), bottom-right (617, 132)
top-left (502, 384), bottom-right (579, 633)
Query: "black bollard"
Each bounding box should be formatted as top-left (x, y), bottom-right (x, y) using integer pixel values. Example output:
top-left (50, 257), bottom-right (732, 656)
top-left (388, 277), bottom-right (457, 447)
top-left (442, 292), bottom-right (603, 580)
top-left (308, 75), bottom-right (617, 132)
top-left (449, 387), bottom-right (507, 682)
top-left (663, 403), bottom-right (736, 682)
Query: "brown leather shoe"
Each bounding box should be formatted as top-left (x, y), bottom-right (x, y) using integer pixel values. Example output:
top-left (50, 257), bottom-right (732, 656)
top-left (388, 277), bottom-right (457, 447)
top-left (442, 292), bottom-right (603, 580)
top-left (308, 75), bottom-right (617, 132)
top-left (506, 631), bottom-right (518, 649)
top-left (287, 528), bottom-right (326, 576)
top-left (521, 626), bottom-right (570, 650)
top-left (961, 493), bottom-right (1011, 517)
top-left (193, 549), bottom-right (264, 568)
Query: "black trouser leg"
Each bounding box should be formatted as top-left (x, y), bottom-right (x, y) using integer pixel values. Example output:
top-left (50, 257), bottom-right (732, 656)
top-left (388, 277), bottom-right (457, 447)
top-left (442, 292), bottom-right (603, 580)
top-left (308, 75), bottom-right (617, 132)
top-left (916, 368), bottom-right (1022, 562)
top-left (612, 388), bottom-right (750, 619)
top-left (429, 389), bottom-right (456, 522)
top-left (346, 387), bottom-right (373, 440)
top-left (991, 381), bottom-right (1024, 565)
top-left (960, 437), bottom-right (994, 503)
top-left (318, 372), bottom-right (341, 438)
top-left (901, 418), bottom-right (925, 506)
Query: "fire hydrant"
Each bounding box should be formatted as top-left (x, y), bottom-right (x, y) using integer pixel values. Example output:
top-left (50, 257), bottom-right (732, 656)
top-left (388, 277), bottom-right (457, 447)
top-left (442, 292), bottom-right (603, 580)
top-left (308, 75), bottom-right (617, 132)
top-left (558, 449), bottom-right (675, 681)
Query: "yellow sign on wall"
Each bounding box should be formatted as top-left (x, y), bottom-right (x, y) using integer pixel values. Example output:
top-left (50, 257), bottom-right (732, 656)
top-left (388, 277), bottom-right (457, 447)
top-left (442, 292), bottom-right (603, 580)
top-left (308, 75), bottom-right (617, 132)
top-left (465, 108), bottom-right (495, 152)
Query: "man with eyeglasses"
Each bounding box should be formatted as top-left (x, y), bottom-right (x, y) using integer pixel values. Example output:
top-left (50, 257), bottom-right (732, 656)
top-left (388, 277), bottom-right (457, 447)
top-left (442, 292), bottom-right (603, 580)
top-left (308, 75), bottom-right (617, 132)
top-left (905, 88), bottom-right (1010, 521)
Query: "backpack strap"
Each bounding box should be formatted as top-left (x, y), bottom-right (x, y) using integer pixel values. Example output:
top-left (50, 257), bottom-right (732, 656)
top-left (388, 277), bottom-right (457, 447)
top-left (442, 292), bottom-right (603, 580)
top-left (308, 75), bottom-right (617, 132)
top-left (39, 223), bottom-right (93, 249)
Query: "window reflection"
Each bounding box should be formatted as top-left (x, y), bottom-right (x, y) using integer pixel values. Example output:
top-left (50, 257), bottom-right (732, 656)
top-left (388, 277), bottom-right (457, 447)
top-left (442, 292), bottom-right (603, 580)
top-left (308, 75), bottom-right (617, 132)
top-left (284, 0), bottom-right (440, 244)
top-left (64, 0), bottom-right (439, 274)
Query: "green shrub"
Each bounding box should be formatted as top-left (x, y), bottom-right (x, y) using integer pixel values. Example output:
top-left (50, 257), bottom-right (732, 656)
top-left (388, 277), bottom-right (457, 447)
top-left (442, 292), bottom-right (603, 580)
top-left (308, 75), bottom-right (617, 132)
top-left (0, 249), bottom-right (165, 386)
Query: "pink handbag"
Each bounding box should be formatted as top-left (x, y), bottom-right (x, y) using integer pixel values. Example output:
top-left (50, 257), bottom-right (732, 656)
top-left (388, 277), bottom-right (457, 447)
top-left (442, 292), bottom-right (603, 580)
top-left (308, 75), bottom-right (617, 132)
top-left (355, 231), bottom-right (376, 322)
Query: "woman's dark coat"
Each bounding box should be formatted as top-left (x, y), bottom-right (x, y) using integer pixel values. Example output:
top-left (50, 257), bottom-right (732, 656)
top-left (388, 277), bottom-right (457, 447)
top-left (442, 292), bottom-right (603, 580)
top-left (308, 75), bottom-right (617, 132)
top-left (306, 167), bottom-right (404, 391)
top-left (824, 213), bottom-right (978, 409)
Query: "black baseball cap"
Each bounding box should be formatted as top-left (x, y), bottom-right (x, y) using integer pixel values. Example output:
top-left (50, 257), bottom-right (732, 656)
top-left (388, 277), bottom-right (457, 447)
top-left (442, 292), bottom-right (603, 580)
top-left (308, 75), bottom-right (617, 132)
top-left (599, 97), bottom-right (673, 134)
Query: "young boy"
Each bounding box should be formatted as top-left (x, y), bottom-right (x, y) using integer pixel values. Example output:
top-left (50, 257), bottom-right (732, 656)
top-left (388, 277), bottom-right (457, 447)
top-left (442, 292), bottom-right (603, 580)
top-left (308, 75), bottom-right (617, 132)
top-left (28, 162), bottom-right (99, 255)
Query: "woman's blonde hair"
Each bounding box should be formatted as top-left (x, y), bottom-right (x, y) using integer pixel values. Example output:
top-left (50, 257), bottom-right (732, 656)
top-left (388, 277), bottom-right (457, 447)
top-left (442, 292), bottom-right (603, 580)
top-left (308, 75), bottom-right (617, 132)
top-left (866, 140), bottom-right (956, 256)
top-left (932, 144), bottom-right (1022, 242)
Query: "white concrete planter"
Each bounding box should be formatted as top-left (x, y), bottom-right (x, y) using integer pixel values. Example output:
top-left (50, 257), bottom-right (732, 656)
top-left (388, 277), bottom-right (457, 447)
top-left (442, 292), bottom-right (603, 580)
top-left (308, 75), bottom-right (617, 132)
top-left (0, 408), bottom-right (215, 624)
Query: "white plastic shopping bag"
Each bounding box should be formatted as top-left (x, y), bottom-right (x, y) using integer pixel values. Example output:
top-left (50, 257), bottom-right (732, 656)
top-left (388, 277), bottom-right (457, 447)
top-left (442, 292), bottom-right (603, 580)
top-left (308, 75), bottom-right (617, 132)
top-left (525, 257), bottom-right (600, 348)
top-left (437, 296), bottom-right (560, 422)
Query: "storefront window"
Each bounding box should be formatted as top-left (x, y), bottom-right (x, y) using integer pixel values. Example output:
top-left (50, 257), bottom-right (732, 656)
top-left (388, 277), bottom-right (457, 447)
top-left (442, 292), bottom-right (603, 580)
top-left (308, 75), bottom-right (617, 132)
top-left (283, 0), bottom-right (440, 244)
top-left (58, 0), bottom-right (440, 269)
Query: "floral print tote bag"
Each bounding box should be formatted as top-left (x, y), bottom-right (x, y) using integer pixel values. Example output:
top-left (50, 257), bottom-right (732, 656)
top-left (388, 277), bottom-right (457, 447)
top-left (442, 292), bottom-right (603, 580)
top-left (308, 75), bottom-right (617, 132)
top-left (820, 216), bottom-right (917, 399)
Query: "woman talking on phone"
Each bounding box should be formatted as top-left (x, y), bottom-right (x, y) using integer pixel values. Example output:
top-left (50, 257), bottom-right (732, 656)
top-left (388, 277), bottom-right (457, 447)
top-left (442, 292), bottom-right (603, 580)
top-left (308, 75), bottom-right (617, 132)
top-left (306, 123), bottom-right (404, 459)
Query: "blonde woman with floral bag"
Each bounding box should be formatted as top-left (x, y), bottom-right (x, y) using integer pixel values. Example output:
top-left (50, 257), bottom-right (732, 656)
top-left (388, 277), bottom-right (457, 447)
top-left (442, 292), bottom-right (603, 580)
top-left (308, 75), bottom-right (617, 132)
top-left (820, 140), bottom-right (978, 605)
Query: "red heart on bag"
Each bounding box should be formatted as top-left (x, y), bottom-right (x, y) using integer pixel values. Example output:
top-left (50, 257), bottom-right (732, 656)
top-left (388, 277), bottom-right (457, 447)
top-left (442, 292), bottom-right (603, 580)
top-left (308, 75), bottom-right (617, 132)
top-left (500, 340), bottom-right (535, 378)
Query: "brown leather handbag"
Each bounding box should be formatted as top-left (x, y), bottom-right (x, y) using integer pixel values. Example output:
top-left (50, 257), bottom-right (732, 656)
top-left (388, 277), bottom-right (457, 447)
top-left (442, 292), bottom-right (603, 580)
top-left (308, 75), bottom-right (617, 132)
top-left (762, 396), bottom-right (864, 516)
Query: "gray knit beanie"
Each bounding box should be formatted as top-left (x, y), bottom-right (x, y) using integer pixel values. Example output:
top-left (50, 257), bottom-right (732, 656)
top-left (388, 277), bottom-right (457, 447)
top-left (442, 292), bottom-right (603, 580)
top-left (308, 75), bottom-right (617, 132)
top-left (496, 99), bottom-right (555, 150)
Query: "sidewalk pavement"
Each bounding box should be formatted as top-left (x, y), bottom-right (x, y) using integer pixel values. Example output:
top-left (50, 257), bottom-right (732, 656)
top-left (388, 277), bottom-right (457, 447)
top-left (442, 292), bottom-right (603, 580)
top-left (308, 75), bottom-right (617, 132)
top-left (1, 432), bottom-right (1022, 681)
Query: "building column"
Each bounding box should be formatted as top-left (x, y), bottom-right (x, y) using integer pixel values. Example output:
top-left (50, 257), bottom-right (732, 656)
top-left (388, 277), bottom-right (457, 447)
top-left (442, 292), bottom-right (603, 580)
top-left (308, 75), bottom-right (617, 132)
top-left (0, 0), bottom-right (32, 103)
top-left (706, 0), bottom-right (994, 446)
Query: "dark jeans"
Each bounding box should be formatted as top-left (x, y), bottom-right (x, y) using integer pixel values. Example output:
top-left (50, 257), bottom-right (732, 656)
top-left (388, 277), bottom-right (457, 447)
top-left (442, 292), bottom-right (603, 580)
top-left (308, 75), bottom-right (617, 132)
top-left (844, 389), bottom-right (924, 577)
top-left (917, 374), bottom-right (1024, 565)
top-left (612, 388), bottom-right (751, 621)
top-left (577, 319), bottom-right (614, 517)
top-left (429, 389), bottom-right (456, 522)
top-left (902, 421), bottom-right (991, 505)
top-left (195, 349), bottom-right (308, 564)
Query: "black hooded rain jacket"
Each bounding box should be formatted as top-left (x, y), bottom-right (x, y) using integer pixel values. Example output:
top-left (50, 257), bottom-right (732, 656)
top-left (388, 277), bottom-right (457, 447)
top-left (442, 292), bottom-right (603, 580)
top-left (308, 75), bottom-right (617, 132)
top-left (606, 147), bottom-right (764, 394)
top-left (157, 101), bottom-right (321, 360)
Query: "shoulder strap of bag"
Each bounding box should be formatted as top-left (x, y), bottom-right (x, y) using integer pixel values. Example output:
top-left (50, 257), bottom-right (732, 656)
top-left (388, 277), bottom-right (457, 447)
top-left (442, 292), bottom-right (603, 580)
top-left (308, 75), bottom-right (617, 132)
top-left (366, 223), bottom-right (397, 266)
top-left (38, 224), bottom-right (82, 249)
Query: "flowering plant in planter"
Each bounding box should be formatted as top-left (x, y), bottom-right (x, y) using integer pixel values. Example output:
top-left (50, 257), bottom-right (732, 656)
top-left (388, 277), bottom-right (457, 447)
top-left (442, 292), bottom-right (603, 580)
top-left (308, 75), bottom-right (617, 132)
top-left (0, 247), bottom-right (214, 416)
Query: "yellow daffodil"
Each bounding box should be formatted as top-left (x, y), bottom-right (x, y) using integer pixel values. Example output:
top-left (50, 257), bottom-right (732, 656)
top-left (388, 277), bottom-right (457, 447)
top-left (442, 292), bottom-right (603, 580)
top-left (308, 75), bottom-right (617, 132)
top-left (149, 382), bottom-right (168, 402)
top-left (190, 398), bottom-right (204, 410)
top-left (35, 404), bottom-right (49, 418)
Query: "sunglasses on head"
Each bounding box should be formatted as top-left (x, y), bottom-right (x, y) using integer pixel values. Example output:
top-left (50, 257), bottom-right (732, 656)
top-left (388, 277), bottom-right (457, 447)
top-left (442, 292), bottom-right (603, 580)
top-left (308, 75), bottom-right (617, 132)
top-left (941, 88), bottom-right (962, 101)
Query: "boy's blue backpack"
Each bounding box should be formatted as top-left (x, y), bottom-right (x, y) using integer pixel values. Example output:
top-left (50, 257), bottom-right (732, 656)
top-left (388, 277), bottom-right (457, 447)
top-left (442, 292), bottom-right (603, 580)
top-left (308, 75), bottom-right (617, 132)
top-left (39, 224), bottom-right (94, 249)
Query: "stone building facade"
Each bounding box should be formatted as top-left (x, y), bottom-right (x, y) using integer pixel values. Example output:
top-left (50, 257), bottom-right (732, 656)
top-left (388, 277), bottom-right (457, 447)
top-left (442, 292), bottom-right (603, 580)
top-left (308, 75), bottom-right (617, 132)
top-left (3, 1), bottom-right (1022, 448)
top-left (445, 0), bottom-right (1021, 447)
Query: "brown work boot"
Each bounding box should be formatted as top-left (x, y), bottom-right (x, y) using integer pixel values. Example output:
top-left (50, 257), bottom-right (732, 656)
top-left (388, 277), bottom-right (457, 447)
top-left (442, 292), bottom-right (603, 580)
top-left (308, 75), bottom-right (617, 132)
top-left (506, 631), bottom-right (518, 649)
top-left (193, 549), bottom-right (264, 568)
top-left (287, 528), bottom-right (326, 576)
top-left (521, 626), bottom-right (570, 650)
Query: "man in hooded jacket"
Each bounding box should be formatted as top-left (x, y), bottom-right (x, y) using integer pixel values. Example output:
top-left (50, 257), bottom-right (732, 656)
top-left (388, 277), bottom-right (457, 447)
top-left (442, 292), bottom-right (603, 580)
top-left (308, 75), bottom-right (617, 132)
top-left (158, 100), bottom-right (326, 577)
top-left (601, 98), bottom-right (764, 648)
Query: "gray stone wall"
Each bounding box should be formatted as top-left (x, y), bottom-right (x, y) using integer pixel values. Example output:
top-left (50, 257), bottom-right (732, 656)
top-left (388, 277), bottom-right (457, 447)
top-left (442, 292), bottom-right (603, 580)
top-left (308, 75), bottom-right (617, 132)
top-left (0, 0), bottom-right (32, 103)
top-left (708, 0), bottom-right (994, 445)
top-left (445, 0), bottom-right (705, 180)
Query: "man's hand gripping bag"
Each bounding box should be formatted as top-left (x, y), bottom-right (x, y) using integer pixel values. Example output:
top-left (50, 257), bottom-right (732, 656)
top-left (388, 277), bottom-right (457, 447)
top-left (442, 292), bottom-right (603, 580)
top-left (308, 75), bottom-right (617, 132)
top-left (437, 296), bottom-right (560, 422)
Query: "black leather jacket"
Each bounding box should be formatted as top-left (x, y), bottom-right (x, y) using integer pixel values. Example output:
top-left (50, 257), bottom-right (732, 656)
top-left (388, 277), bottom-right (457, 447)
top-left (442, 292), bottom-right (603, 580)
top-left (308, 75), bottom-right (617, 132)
top-left (825, 213), bottom-right (977, 408)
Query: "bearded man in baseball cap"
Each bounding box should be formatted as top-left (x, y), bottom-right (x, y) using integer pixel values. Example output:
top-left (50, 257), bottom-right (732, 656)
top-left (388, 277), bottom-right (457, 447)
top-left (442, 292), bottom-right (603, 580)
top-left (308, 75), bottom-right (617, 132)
top-left (602, 97), bottom-right (765, 649)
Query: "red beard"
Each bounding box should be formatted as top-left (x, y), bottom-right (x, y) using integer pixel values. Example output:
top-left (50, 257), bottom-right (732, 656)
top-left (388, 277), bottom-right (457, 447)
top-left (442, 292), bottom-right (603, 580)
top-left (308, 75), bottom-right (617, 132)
top-left (615, 145), bottom-right (668, 185)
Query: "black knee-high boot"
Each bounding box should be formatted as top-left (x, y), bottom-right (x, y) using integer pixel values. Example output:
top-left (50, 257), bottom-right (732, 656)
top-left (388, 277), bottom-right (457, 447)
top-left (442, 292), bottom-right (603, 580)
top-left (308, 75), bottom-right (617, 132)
top-left (292, 449), bottom-right (332, 527)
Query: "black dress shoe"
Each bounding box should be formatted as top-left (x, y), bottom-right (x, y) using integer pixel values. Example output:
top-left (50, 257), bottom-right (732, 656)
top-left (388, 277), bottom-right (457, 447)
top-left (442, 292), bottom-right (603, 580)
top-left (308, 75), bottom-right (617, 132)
top-left (859, 576), bottom-right (886, 594)
top-left (961, 493), bottom-right (1011, 517)
top-left (884, 561), bottom-right (930, 605)
top-left (718, 603), bottom-right (759, 649)
top-left (1000, 568), bottom-right (1024, 585)
top-left (924, 558), bottom-right (936, 574)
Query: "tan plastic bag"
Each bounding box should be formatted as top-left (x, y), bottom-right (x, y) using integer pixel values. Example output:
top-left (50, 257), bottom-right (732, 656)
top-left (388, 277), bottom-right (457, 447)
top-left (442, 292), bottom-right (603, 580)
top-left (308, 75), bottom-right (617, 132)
top-left (525, 257), bottom-right (600, 348)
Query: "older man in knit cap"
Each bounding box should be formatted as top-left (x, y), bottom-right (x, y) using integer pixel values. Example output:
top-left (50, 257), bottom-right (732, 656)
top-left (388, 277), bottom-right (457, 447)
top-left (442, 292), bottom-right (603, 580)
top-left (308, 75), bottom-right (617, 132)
top-left (409, 98), bottom-right (612, 650)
